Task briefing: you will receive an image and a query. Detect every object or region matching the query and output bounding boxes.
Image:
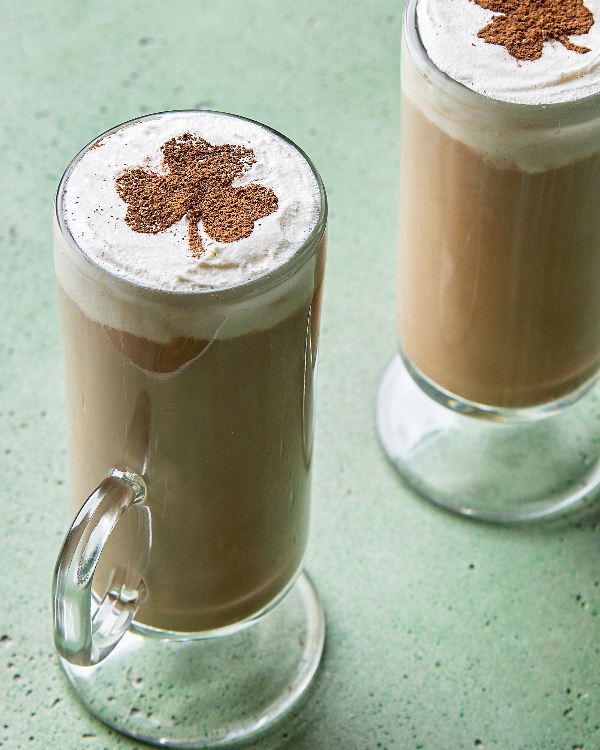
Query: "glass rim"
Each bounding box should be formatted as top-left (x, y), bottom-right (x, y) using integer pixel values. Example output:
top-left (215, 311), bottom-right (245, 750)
top-left (403, 0), bottom-right (600, 117)
top-left (55, 110), bottom-right (327, 300)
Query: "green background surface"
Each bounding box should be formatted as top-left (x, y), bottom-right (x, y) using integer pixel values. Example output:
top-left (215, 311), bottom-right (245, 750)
top-left (1, 1), bottom-right (599, 748)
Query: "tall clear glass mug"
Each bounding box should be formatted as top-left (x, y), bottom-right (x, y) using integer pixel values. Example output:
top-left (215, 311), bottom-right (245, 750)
top-left (52, 113), bottom-right (327, 745)
top-left (376, 0), bottom-right (600, 520)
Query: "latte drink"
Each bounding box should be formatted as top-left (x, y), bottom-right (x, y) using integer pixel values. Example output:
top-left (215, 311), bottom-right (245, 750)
top-left (55, 112), bottom-right (326, 632)
top-left (399, 0), bottom-right (600, 409)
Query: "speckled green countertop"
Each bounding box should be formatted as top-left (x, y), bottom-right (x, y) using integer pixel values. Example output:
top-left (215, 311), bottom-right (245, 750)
top-left (1, 1), bottom-right (599, 748)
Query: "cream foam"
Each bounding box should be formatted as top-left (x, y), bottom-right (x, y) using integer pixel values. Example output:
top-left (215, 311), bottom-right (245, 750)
top-left (417, 0), bottom-right (600, 105)
top-left (62, 111), bottom-right (321, 292)
top-left (403, 0), bottom-right (600, 172)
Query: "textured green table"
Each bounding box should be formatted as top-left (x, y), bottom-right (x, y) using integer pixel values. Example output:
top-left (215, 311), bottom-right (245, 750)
top-left (1, 1), bottom-right (599, 748)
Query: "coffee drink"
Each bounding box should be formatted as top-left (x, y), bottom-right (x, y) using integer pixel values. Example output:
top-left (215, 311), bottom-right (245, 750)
top-left (55, 112), bottom-right (326, 632)
top-left (399, 0), bottom-right (600, 408)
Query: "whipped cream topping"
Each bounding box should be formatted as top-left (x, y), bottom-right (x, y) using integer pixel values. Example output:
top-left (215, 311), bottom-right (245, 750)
top-left (62, 112), bottom-right (321, 292)
top-left (417, 0), bottom-right (600, 104)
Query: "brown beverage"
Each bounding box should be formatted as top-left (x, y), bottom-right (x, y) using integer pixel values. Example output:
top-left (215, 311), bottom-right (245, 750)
top-left (55, 112), bottom-right (326, 632)
top-left (398, 0), bottom-right (600, 410)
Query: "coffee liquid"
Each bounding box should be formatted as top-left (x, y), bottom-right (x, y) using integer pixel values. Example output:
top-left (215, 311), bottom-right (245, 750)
top-left (398, 98), bottom-right (600, 408)
top-left (58, 261), bottom-right (324, 632)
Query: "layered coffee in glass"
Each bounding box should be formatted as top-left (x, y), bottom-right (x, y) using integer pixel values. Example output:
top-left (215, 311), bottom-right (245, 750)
top-left (52, 111), bottom-right (327, 746)
top-left (376, 0), bottom-right (600, 520)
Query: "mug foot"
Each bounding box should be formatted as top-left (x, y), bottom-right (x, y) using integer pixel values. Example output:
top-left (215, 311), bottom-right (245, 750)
top-left (59, 572), bottom-right (325, 748)
top-left (375, 353), bottom-right (600, 522)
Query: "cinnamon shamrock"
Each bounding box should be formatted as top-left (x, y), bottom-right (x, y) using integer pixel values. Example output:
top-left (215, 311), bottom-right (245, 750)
top-left (473, 0), bottom-right (594, 60)
top-left (115, 133), bottom-right (278, 257)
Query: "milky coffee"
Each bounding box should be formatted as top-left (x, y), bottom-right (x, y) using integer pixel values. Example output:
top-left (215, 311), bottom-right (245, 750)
top-left (55, 112), bottom-right (326, 632)
top-left (399, 0), bottom-right (600, 408)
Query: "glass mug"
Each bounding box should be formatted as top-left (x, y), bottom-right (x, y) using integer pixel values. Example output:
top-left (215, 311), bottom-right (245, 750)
top-left (52, 112), bottom-right (327, 747)
top-left (376, 0), bottom-right (600, 521)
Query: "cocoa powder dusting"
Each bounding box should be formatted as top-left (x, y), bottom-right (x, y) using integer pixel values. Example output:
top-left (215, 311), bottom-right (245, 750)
top-left (115, 133), bottom-right (278, 257)
top-left (473, 0), bottom-right (594, 60)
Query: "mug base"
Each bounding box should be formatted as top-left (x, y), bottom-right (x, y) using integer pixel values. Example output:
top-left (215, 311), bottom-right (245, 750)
top-left (59, 571), bottom-right (325, 748)
top-left (375, 353), bottom-right (600, 522)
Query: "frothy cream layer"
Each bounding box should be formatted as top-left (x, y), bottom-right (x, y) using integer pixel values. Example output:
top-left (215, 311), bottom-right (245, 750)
top-left (418, 0), bottom-right (600, 105)
top-left (54, 214), bottom-right (322, 346)
top-left (404, 1), bottom-right (600, 172)
top-left (55, 112), bottom-right (325, 346)
top-left (61, 112), bottom-right (321, 292)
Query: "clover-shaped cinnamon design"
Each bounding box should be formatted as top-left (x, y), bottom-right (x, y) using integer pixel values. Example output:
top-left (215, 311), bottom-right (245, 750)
top-left (473, 0), bottom-right (594, 60)
top-left (115, 133), bottom-right (278, 257)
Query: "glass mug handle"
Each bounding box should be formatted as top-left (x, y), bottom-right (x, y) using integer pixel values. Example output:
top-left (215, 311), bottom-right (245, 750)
top-left (52, 468), bottom-right (148, 667)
